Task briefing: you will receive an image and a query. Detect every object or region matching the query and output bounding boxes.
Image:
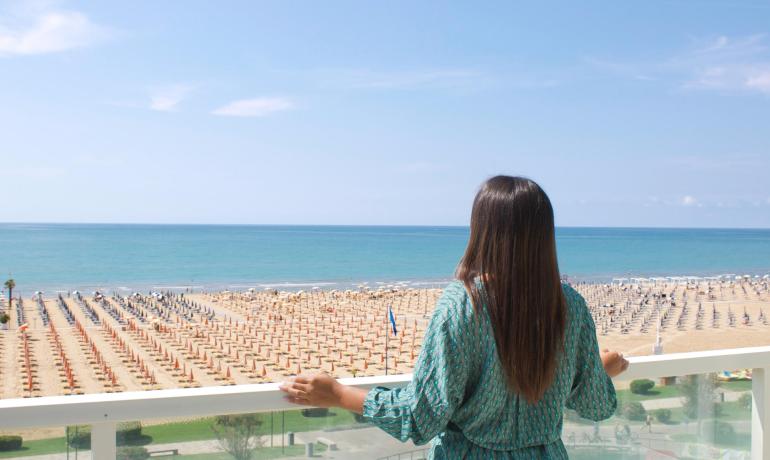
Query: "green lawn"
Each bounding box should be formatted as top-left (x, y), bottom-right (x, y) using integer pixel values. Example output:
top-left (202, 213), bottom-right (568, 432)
top-left (139, 409), bottom-right (361, 445)
top-left (138, 418), bottom-right (218, 444)
top-left (0, 441), bottom-right (327, 460)
top-left (616, 378), bottom-right (752, 405)
top-left (665, 400), bottom-right (751, 424)
top-left (566, 399), bottom-right (751, 429)
top-left (0, 409), bottom-right (360, 458)
top-left (716, 401), bottom-right (752, 421)
top-left (0, 437), bottom-right (68, 459)
top-left (720, 379), bottom-right (753, 392)
top-left (616, 384), bottom-right (682, 403)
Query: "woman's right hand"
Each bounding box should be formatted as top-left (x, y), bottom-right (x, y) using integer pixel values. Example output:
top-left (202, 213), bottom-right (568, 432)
top-left (600, 349), bottom-right (629, 378)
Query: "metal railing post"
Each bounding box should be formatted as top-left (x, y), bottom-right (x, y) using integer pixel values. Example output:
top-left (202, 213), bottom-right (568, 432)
top-left (91, 421), bottom-right (116, 459)
top-left (753, 367), bottom-right (769, 460)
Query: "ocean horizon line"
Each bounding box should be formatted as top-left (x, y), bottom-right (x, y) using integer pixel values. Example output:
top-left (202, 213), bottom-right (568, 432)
top-left (2, 222), bottom-right (770, 231)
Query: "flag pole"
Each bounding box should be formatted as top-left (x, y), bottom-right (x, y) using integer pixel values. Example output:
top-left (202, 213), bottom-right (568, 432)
top-left (385, 305), bottom-right (389, 376)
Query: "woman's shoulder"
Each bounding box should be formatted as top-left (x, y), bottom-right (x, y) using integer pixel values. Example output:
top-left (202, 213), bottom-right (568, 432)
top-left (561, 282), bottom-right (581, 301)
top-left (431, 280), bottom-right (475, 327)
top-left (437, 280), bottom-right (472, 312)
top-left (561, 283), bottom-right (590, 322)
top-left (443, 279), bottom-right (470, 300)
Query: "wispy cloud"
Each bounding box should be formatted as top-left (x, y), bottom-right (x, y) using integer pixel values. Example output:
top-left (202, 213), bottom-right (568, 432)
top-left (693, 34), bottom-right (765, 56)
top-left (582, 57), bottom-right (658, 82)
top-left (745, 71), bottom-right (770, 93)
top-left (211, 97), bottom-right (294, 117)
top-left (0, 7), bottom-right (110, 56)
top-left (313, 68), bottom-right (497, 91)
top-left (682, 35), bottom-right (770, 94)
top-left (150, 84), bottom-right (194, 112)
top-left (665, 153), bottom-right (766, 170)
top-left (680, 195), bottom-right (701, 207)
top-left (586, 34), bottom-right (770, 95)
top-left (646, 194), bottom-right (770, 209)
top-left (350, 69), bottom-right (484, 90)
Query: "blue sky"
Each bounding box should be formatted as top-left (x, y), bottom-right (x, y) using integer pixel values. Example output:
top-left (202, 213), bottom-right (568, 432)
top-left (1, 1), bottom-right (769, 228)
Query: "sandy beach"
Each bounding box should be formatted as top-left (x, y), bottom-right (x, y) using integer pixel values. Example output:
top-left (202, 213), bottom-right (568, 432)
top-left (576, 277), bottom-right (770, 356)
top-left (1, 277), bottom-right (769, 400)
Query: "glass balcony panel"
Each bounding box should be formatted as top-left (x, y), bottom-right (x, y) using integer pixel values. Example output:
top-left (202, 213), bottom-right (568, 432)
top-left (128, 408), bottom-right (424, 459)
top-left (0, 370), bottom-right (759, 459)
top-left (563, 373), bottom-right (753, 459)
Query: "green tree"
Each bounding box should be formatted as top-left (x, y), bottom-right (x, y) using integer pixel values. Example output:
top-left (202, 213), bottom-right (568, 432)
top-left (737, 393), bottom-right (752, 410)
top-left (679, 374), bottom-right (722, 420)
top-left (211, 414), bottom-right (264, 460)
top-left (630, 379), bottom-right (655, 395)
top-left (700, 420), bottom-right (736, 446)
top-left (621, 401), bottom-right (647, 421)
top-left (3, 278), bottom-right (15, 312)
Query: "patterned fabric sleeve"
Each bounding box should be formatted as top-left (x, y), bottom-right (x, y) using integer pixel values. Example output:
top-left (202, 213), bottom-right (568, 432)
top-left (564, 286), bottom-right (617, 421)
top-left (362, 284), bottom-right (469, 445)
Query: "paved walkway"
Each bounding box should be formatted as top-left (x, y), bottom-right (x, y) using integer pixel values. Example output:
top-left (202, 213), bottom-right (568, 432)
top-left (292, 426), bottom-right (420, 459)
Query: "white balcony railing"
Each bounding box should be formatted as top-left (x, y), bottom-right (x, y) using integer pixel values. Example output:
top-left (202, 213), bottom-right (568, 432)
top-left (0, 346), bottom-right (768, 459)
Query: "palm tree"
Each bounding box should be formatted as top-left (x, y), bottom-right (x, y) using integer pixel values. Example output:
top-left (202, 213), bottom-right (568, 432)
top-left (4, 278), bottom-right (15, 311)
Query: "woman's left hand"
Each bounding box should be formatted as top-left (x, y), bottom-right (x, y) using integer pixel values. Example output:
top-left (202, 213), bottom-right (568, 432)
top-left (279, 373), bottom-right (341, 407)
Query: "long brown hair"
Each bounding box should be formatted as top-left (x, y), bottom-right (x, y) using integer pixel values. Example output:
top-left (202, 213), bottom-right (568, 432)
top-left (456, 175), bottom-right (566, 403)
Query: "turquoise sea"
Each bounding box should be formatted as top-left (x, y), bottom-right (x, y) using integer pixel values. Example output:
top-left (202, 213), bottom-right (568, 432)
top-left (0, 224), bottom-right (769, 294)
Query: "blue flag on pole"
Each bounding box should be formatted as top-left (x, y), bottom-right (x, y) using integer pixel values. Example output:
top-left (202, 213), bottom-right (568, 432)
top-left (388, 306), bottom-right (398, 336)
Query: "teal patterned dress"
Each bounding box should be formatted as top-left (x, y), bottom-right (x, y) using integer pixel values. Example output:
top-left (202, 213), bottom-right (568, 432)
top-left (363, 281), bottom-right (616, 459)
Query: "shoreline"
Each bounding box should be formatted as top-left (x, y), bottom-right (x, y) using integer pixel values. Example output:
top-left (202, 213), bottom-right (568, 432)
top-left (6, 271), bottom-right (770, 297)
